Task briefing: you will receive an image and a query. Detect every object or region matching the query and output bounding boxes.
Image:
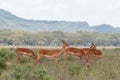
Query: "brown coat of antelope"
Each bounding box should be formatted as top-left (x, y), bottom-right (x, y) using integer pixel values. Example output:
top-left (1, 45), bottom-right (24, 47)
top-left (16, 48), bottom-right (37, 63)
top-left (82, 43), bottom-right (97, 57)
top-left (83, 43), bottom-right (102, 68)
top-left (34, 40), bottom-right (69, 65)
top-left (65, 43), bottom-right (97, 61)
top-left (65, 47), bottom-right (87, 62)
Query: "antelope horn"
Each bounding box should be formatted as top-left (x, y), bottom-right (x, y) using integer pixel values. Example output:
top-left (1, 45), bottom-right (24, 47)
top-left (91, 43), bottom-right (95, 45)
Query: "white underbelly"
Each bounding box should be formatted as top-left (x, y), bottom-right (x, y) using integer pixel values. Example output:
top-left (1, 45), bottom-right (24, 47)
top-left (44, 55), bottom-right (54, 58)
top-left (23, 53), bottom-right (31, 57)
top-left (23, 55), bottom-right (30, 58)
top-left (70, 52), bottom-right (77, 55)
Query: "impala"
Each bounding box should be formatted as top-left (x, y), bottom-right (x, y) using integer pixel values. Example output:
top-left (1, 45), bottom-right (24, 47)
top-left (82, 43), bottom-right (96, 56)
top-left (16, 48), bottom-right (37, 63)
top-left (83, 43), bottom-right (102, 68)
top-left (65, 43), bottom-right (96, 61)
top-left (85, 49), bottom-right (102, 68)
top-left (65, 47), bottom-right (86, 62)
top-left (90, 43), bottom-right (96, 49)
top-left (34, 40), bottom-right (69, 65)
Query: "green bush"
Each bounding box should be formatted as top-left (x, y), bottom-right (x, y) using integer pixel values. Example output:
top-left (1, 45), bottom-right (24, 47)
top-left (9, 64), bottom-right (51, 80)
top-left (11, 65), bottom-right (29, 80)
top-left (0, 48), bottom-right (8, 61)
top-left (0, 48), bottom-right (16, 61)
top-left (19, 57), bottom-right (28, 63)
top-left (8, 49), bottom-right (16, 59)
top-left (33, 68), bottom-right (51, 80)
top-left (0, 58), bottom-right (7, 69)
top-left (69, 66), bottom-right (81, 75)
top-left (0, 69), bottom-right (2, 76)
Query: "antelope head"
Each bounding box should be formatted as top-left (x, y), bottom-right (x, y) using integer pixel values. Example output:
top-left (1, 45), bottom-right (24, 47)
top-left (91, 43), bottom-right (95, 46)
top-left (90, 42), bottom-right (96, 49)
top-left (61, 40), bottom-right (69, 48)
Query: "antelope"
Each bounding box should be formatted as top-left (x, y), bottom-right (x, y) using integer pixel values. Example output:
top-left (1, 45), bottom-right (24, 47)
top-left (65, 43), bottom-right (95, 62)
top-left (85, 49), bottom-right (102, 68)
top-left (82, 43), bottom-right (97, 56)
top-left (90, 43), bottom-right (96, 49)
top-left (65, 42), bottom-right (102, 68)
top-left (65, 47), bottom-right (87, 62)
top-left (34, 40), bottom-right (69, 65)
top-left (83, 43), bottom-right (102, 68)
top-left (16, 48), bottom-right (37, 63)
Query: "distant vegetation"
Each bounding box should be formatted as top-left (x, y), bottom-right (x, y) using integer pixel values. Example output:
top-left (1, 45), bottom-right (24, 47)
top-left (0, 29), bottom-right (120, 46)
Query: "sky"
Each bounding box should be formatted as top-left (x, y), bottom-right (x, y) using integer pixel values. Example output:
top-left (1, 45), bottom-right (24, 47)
top-left (0, 0), bottom-right (120, 27)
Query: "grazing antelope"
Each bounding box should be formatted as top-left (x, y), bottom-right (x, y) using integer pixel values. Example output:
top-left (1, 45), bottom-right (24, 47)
top-left (65, 43), bottom-right (97, 61)
top-left (65, 47), bottom-right (86, 62)
top-left (34, 40), bottom-right (69, 65)
top-left (16, 48), bottom-right (37, 63)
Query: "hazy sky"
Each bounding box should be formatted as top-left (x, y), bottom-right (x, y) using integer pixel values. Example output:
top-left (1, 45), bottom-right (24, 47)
top-left (0, 0), bottom-right (120, 27)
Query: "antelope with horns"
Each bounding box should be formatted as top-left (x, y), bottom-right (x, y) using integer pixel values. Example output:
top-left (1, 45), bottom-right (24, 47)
top-left (65, 42), bottom-right (94, 62)
top-left (83, 43), bottom-right (102, 68)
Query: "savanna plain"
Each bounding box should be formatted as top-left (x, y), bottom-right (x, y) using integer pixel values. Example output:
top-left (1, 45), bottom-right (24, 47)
top-left (0, 47), bottom-right (120, 80)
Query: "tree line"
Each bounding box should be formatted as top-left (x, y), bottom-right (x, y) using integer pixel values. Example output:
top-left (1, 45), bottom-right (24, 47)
top-left (0, 29), bottom-right (120, 46)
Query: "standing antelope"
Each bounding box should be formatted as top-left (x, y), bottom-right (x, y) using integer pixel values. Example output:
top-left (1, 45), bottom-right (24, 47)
top-left (34, 40), bottom-right (69, 65)
top-left (82, 43), bottom-right (97, 58)
top-left (16, 48), bottom-right (37, 63)
top-left (83, 43), bottom-right (102, 68)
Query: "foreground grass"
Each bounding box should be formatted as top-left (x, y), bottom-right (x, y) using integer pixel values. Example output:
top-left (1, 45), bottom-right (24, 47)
top-left (0, 48), bottom-right (120, 80)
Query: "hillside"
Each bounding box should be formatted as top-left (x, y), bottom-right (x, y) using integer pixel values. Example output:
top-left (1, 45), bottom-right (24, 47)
top-left (0, 9), bottom-right (120, 32)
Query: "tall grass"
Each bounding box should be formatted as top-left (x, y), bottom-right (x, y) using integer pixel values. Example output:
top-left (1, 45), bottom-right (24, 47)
top-left (0, 48), bottom-right (120, 80)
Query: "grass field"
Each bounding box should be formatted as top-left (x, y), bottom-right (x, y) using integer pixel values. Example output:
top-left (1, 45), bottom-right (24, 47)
top-left (0, 47), bottom-right (120, 80)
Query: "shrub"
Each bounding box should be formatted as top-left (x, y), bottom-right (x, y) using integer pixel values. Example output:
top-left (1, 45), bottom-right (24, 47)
top-left (0, 69), bottom-right (2, 76)
top-left (33, 68), bottom-right (51, 80)
top-left (19, 57), bottom-right (28, 63)
top-left (10, 64), bottom-right (52, 80)
top-left (69, 66), bottom-right (81, 75)
top-left (0, 48), bottom-right (16, 61)
top-left (0, 48), bottom-right (8, 61)
top-left (0, 58), bottom-right (7, 69)
top-left (11, 65), bottom-right (28, 80)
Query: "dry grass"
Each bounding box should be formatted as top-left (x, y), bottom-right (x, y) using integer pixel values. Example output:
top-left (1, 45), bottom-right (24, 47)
top-left (0, 45), bottom-right (119, 49)
top-left (0, 47), bottom-right (120, 80)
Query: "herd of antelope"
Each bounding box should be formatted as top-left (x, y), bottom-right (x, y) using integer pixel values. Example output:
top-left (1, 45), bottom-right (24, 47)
top-left (16, 40), bottom-right (102, 69)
